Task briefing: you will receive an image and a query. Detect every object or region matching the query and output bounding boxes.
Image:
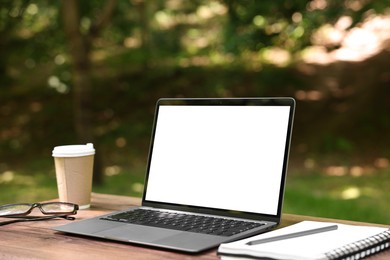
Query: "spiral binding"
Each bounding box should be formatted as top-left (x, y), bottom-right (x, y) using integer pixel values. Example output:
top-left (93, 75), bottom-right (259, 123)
top-left (325, 228), bottom-right (390, 260)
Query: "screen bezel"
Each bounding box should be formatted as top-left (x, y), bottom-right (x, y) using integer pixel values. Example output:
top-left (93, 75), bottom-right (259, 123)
top-left (141, 97), bottom-right (295, 223)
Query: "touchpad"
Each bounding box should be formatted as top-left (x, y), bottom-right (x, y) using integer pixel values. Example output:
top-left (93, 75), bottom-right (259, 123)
top-left (95, 224), bottom-right (181, 243)
top-left (155, 232), bottom-right (221, 248)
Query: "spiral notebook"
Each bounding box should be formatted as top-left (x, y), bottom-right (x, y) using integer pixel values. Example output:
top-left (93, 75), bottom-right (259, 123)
top-left (217, 221), bottom-right (390, 260)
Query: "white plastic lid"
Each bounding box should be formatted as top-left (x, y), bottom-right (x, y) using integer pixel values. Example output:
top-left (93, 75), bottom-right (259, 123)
top-left (52, 143), bottom-right (95, 157)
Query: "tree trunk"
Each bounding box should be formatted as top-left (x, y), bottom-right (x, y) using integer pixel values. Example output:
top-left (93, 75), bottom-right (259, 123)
top-left (138, 0), bottom-right (152, 68)
top-left (61, 0), bottom-right (103, 184)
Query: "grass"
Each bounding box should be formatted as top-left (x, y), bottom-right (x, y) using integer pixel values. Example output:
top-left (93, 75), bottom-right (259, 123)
top-left (0, 166), bottom-right (145, 204)
top-left (0, 164), bottom-right (389, 225)
top-left (284, 170), bottom-right (390, 224)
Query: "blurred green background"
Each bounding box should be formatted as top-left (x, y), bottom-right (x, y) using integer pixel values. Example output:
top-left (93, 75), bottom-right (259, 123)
top-left (1, 0), bottom-right (389, 224)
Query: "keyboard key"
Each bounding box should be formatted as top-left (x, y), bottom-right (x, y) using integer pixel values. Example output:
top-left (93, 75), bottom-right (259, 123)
top-left (101, 209), bottom-right (264, 236)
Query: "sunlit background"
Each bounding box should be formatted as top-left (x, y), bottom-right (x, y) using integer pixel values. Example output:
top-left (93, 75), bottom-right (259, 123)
top-left (1, 0), bottom-right (389, 224)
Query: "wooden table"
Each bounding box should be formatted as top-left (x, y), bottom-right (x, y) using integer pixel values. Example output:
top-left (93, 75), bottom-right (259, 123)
top-left (0, 193), bottom-right (388, 259)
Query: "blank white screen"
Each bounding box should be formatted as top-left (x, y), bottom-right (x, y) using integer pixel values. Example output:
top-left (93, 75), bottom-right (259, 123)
top-left (145, 105), bottom-right (290, 215)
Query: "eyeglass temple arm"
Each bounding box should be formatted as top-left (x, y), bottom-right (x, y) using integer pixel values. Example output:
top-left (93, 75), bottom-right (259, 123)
top-left (0, 215), bottom-right (75, 226)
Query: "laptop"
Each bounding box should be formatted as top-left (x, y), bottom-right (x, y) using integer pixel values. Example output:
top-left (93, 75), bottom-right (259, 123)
top-left (54, 97), bottom-right (295, 253)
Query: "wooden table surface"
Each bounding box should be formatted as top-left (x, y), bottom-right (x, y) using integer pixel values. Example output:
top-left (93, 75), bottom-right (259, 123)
top-left (0, 193), bottom-right (388, 259)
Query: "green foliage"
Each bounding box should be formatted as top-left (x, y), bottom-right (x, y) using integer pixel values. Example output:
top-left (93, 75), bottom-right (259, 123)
top-left (1, 0), bottom-right (390, 223)
top-left (321, 135), bottom-right (354, 154)
top-left (3, 0), bottom-right (390, 80)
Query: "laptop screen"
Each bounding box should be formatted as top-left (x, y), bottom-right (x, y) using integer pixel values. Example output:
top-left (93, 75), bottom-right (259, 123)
top-left (144, 98), bottom-right (294, 217)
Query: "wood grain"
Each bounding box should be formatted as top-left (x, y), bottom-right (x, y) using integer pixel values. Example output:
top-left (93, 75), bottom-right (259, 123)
top-left (0, 193), bottom-right (388, 259)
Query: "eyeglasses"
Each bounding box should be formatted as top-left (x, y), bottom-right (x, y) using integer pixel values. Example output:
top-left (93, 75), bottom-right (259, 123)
top-left (0, 202), bottom-right (79, 226)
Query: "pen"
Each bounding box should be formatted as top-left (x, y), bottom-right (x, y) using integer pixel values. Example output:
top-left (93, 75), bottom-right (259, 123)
top-left (246, 224), bottom-right (338, 246)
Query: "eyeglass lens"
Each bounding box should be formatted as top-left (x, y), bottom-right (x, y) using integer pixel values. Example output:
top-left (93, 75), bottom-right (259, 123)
top-left (0, 204), bottom-right (32, 216)
top-left (0, 202), bottom-right (77, 217)
top-left (40, 203), bottom-right (76, 214)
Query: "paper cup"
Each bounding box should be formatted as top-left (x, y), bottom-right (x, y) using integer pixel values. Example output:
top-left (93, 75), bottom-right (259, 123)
top-left (52, 143), bottom-right (95, 209)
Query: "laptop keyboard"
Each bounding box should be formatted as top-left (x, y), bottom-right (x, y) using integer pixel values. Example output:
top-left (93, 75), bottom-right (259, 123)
top-left (101, 208), bottom-right (264, 237)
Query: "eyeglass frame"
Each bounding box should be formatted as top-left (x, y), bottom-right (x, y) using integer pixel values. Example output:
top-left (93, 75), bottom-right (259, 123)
top-left (0, 202), bottom-right (79, 217)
